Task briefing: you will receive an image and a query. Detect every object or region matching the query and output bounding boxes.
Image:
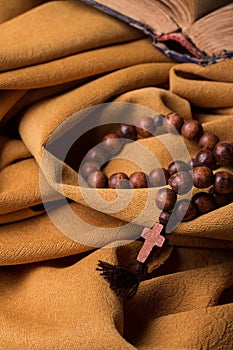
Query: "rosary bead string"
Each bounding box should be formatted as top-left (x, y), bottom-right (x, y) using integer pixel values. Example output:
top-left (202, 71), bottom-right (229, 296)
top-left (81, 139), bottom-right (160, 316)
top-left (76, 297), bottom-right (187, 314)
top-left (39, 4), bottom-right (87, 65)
top-left (79, 112), bottom-right (233, 225)
top-left (92, 112), bottom-right (233, 299)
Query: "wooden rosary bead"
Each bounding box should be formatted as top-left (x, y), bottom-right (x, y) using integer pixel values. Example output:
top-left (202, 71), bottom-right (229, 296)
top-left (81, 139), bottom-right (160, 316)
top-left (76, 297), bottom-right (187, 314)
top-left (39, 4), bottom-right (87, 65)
top-left (168, 160), bottom-right (190, 176)
top-left (87, 171), bottom-right (108, 188)
top-left (116, 124), bottom-right (137, 141)
top-left (181, 119), bottom-right (203, 141)
top-left (159, 211), bottom-right (171, 227)
top-left (198, 132), bottom-right (219, 150)
top-left (195, 149), bottom-right (216, 169)
top-left (163, 112), bottom-right (184, 134)
top-left (148, 167), bottom-right (169, 187)
top-left (187, 157), bottom-right (199, 169)
top-left (214, 171), bottom-right (233, 194)
top-left (102, 133), bottom-right (123, 156)
top-left (108, 172), bottom-right (131, 189)
top-left (168, 171), bottom-right (193, 194)
top-left (80, 161), bottom-right (99, 179)
top-left (129, 172), bottom-right (148, 188)
top-left (192, 192), bottom-right (216, 214)
top-left (213, 141), bottom-right (233, 166)
top-left (136, 117), bottom-right (155, 138)
top-left (192, 166), bottom-right (214, 188)
top-left (153, 114), bottom-right (164, 128)
top-left (155, 188), bottom-right (177, 211)
top-left (174, 199), bottom-right (197, 221)
top-left (209, 186), bottom-right (233, 207)
top-left (86, 146), bottom-right (107, 165)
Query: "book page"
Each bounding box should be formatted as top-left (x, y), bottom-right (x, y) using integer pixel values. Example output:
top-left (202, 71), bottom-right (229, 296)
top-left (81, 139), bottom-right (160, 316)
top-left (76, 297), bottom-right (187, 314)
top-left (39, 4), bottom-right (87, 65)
top-left (183, 0), bottom-right (232, 29)
top-left (84, 0), bottom-right (179, 34)
top-left (184, 3), bottom-right (233, 56)
top-left (160, 0), bottom-right (192, 28)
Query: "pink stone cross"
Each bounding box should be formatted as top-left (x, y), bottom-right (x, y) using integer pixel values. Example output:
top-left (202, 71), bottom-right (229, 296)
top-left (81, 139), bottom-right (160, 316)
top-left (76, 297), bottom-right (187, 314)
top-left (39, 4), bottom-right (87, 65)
top-left (136, 223), bottom-right (165, 263)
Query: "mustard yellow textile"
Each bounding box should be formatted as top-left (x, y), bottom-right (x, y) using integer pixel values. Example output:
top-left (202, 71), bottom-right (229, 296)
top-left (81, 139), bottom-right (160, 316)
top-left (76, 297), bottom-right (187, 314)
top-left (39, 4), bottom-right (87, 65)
top-left (0, 1), bottom-right (232, 349)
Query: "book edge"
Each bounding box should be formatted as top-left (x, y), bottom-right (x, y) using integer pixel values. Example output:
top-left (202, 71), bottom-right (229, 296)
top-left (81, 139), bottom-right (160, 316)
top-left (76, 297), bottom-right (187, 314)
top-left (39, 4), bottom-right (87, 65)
top-left (80, 0), bottom-right (233, 66)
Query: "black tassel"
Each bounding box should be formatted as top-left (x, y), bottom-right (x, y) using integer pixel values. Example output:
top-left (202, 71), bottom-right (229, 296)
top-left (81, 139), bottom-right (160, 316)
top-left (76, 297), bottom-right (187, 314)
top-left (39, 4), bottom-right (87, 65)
top-left (96, 260), bottom-right (148, 299)
top-left (97, 223), bottom-right (165, 298)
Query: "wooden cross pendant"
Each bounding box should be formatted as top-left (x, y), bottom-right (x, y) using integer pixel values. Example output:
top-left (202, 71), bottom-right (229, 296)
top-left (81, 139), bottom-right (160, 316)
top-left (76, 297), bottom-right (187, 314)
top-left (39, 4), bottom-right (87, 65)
top-left (136, 223), bottom-right (165, 263)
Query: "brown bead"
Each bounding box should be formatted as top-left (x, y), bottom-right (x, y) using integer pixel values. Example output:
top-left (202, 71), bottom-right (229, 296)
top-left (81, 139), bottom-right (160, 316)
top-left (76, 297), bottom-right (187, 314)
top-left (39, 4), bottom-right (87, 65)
top-left (192, 166), bottom-right (214, 188)
top-left (108, 172), bottom-right (131, 189)
top-left (129, 172), bottom-right (148, 188)
top-left (80, 161), bottom-right (99, 179)
top-left (181, 119), bottom-right (203, 141)
top-left (86, 146), bottom-right (107, 165)
top-left (168, 171), bottom-right (193, 194)
top-left (102, 133), bottom-right (123, 156)
top-left (159, 211), bottom-right (171, 227)
top-left (198, 132), bottom-right (219, 150)
top-left (195, 149), bottom-right (216, 169)
top-left (136, 117), bottom-right (155, 138)
top-left (163, 112), bottom-right (184, 134)
top-left (155, 188), bottom-right (177, 211)
top-left (192, 192), bottom-right (216, 214)
top-left (168, 160), bottom-right (191, 176)
top-left (148, 167), bottom-right (169, 187)
top-left (188, 157), bottom-right (199, 169)
top-left (116, 124), bottom-right (137, 141)
top-left (153, 114), bottom-right (164, 127)
top-left (213, 141), bottom-right (233, 166)
top-left (209, 186), bottom-right (233, 207)
top-left (87, 171), bottom-right (107, 188)
top-left (214, 171), bottom-right (233, 194)
top-left (174, 199), bottom-right (197, 222)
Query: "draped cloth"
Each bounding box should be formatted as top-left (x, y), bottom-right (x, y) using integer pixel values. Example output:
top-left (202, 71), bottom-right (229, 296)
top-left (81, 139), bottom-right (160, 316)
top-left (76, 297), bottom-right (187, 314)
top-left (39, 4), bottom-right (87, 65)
top-left (0, 1), bottom-right (232, 348)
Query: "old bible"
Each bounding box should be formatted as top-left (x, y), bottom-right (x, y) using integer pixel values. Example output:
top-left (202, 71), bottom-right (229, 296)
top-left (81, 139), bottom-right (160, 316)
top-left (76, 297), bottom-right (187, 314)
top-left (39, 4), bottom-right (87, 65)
top-left (80, 0), bottom-right (233, 65)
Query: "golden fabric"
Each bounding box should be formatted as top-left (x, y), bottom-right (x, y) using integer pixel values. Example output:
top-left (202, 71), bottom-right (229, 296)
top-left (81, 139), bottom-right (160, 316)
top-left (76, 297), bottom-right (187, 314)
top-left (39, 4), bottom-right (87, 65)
top-left (0, 1), bottom-right (232, 348)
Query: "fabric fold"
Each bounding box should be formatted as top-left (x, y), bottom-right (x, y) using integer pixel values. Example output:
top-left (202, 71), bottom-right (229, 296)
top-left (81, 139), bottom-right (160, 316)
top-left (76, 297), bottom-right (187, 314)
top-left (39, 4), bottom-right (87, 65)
top-left (0, 1), bottom-right (232, 349)
top-left (0, 0), bottom-right (142, 72)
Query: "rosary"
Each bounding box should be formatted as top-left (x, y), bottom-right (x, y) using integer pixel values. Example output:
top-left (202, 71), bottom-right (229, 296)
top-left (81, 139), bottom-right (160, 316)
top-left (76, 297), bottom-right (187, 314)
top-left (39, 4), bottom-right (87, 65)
top-left (79, 112), bottom-right (233, 299)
